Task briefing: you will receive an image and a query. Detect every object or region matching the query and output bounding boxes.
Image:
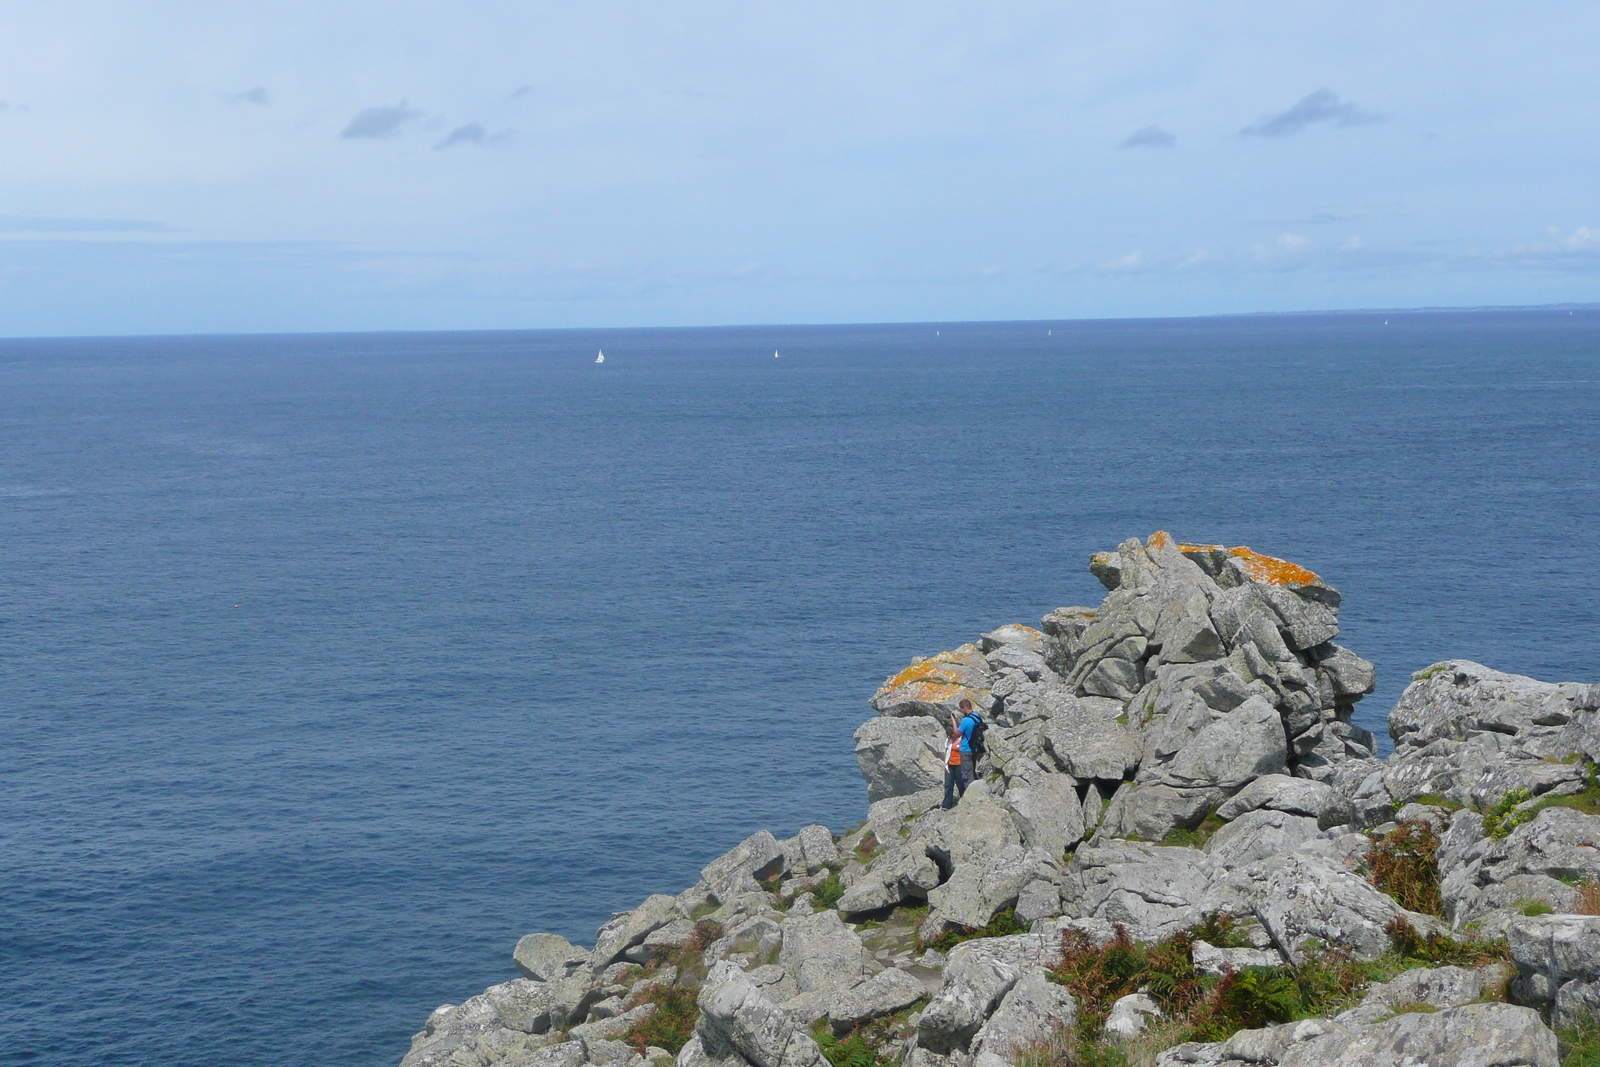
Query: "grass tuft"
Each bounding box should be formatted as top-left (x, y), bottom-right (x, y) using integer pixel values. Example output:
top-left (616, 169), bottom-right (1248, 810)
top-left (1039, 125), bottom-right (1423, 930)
top-left (921, 906), bottom-right (1026, 953)
top-left (1366, 819), bottom-right (1443, 915)
top-left (625, 984), bottom-right (700, 1055)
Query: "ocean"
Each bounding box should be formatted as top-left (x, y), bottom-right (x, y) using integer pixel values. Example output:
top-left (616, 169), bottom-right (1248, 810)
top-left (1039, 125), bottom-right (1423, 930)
top-left (2, 310), bottom-right (1597, 1066)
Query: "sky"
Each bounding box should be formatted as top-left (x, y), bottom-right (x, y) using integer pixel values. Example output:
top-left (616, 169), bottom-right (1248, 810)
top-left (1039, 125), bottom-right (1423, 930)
top-left (1, 1), bottom-right (1597, 336)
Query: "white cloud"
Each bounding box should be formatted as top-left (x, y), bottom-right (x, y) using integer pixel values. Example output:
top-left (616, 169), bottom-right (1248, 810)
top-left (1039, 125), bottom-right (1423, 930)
top-left (1097, 250), bottom-right (1143, 271)
top-left (1341, 235), bottom-right (1363, 250)
top-left (1277, 233), bottom-right (1311, 252)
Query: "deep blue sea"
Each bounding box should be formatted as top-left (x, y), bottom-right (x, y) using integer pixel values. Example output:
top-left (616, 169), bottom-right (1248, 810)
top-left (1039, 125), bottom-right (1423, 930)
top-left (3, 311), bottom-right (1598, 1067)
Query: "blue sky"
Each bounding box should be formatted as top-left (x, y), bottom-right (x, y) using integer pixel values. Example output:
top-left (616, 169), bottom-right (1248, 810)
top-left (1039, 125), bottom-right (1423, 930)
top-left (1, 1), bottom-right (1597, 335)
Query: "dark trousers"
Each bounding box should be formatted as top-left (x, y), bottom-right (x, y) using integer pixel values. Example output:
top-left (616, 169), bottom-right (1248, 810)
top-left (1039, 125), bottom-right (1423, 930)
top-left (942, 754), bottom-right (975, 809)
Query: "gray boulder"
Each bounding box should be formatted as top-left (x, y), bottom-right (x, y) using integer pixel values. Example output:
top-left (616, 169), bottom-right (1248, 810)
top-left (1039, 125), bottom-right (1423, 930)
top-left (778, 910), bottom-right (866, 995)
top-left (1276, 1002), bottom-right (1555, 1067)
top-left (971, 969), bottom-right (1076, 1059)
top-left (1333, 963), bottom-right (1510, 1026)
top-left (1204, 809), bottom-right (1320, 870)
top-left (590, 895), bottom-right (687, 971)
top-left (834, 846), bottom-right (941, 916)
top-left (794, 825), bottom-right (839, 874)
top-left (1391, 660), bottom-right (1587, 752)
top-left (1216, 774), bottom-right (1349, 827)
top-left (826, 968), bottom-right (927, 1035)
top-left (925, 844), bottom-right (1057, 935)
top-left (514, 933), bottom-right (590, 982)
top-left (1507, 913), bottom-right (1600, 1025)
top-left (401, 979), bottom-right (556, 1067)
top-left (916, 933), bottom-right (1064, 1054)
top-left (1003, 767), bottom-right (1086, 858)
top-left (702, 833), bottom-right (788, 903)
top-left (1103, 992), bottom-right (1162, 1040)
top-left (1254, 852), bottom-right (1432, 962)
top-left (1060, 841), bottom-right (1215, 941)
top-left (1040, 701), bottom-right (1140, 782)
top-left (854, 717), bottom-right (948, 803)
top-left (695, 961), bottom-right (827, 1067)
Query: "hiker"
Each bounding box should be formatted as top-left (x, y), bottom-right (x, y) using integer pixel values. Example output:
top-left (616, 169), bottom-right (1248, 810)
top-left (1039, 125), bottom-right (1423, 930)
top-left (940, 717), bottom-right (963, 809)
top-left (953, 698), bottom-right (984, 799)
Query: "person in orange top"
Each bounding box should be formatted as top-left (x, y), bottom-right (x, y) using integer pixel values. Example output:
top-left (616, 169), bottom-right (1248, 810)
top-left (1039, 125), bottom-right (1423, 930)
top-left (940, 714), bottom-right (963, 809)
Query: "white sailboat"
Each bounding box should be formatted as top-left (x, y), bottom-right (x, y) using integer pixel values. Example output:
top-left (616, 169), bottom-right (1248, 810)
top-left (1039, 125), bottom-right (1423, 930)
top-left (774, 349), bottom-right (780, 358)
top-left (595, 350), bottom-right (605, 363)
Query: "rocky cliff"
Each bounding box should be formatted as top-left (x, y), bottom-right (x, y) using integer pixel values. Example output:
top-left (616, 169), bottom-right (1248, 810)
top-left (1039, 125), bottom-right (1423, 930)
top-left (398, 533), bottom-right (1600, 1067)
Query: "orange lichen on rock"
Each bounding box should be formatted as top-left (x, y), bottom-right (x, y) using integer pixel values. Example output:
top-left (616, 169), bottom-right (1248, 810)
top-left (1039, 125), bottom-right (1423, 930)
top-left (1225, 546), bottom-right (1324, 587)
top-left (1147, 530), bottom-right (1175, 550)
top-left (1178, 542), bottom-right (1224, 554)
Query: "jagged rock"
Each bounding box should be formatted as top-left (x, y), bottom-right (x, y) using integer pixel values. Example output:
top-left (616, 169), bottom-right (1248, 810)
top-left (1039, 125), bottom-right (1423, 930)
top-left (970, 969), bottom-right (1076, 1059)
top-left (706, 916), bottom-right (783, 967)
top-left (583, 1040), bottom-right (644, 1067)
top-left (854, 717), bottom-right (948, 803)
top-left (1277, 1003), bottom-right (1556, 1067)
top-left (1060, 841), bottom-right (1215, 941)
top-left (1204, 809), bottom-right (1321, 870)
top-left (1507, 913), bottom-right (1600, 1024)
top-left (866, 789), bottom-right (944, 845)
top-left (696, 961), bottom-right (827, 1067)
top-left (826, 967), bottom-right (927, 1034)
top-left (674, 1033), bottom-right (748, 1067)
top-left (835, 846), bottom-right (941, 916)
top-left (1103, 992), bottom-right (1162, 1040)
top-left (794, 825), bottom-right (839, 874)
top-left (570, 1003), bottom-right (657, 1045)
top-left (1333, 963), bottom-right (1510, 1026)
top-left (870, 646), bottom-right (995, 719)
top-left (1479, 806), bottom-right (1600, 887)
top-left (1216, 774), bottom-right (1350, 827)
top-left (515, 933), bottom-right (590, 982)
top-left (702, 833), bottom-right (788, 903)
top-left (1157, 1018), bottom-right (1339, 1067)
top-left (1391, 661), bottom-right (1588, 752)
top-left (1015, 879), bottom-right (1062, 924)
top-left (778, 910), bottom-right (866, 995)
top-left (925, 844), bottom-right (1055, 935)
top-left (641, 919), bottom-right (698, 954)
top-left (1255, 852), bottom-right (1435, 962)
top-left (1003, 766), bottom-right (1086, 858)
top-left (916, 933), bottom-right (1064, 1054)
top-left (1191, 940), bottom-right (1283, 975)
top-left (401, 979), bottom-right (557, 1067)
top-left (1040, 700), bottom-right (1140, 782)
top-left (589, 895), bottom-right (688, 971)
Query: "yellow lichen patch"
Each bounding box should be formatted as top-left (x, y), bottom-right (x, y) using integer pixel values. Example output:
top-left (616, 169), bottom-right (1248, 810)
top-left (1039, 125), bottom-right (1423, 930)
top-left (878, 647), bottom-right (985, 692)
top-left (1226, 546), bottom-right (1324, 587)
top-left (1178, 542), bottom-right (1224, 554)
top-left (1146, 530), bottom-right (1175, 550)
top-left (1090, 550), bottom-right (1116, 567)
top-left (885, 680), bottom-right (970, 706)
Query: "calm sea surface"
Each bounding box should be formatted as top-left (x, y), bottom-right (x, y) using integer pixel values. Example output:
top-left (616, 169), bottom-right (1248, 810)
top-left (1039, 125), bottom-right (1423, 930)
top-left (3, 312), bottom-right (1598, 1066)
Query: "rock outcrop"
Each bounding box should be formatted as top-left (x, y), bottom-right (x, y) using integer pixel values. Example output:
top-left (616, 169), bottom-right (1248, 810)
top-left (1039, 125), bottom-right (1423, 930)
top-left (400, 533), bottom-right (1599, 1067)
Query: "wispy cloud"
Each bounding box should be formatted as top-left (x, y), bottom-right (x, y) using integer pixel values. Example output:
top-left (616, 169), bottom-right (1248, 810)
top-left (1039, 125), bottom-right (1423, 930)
top-left (230, 87), bottom-right (269, 105)
top-left (1098, 250), bottom-right (1144, 271)
top-left (1242, 89), bottom-right (1382, 138)
top-left (1120, 125), bottom-right (1175, 149)
top-left (512, 85), bottom-right (534, 99)
top-left (0, 99), bottom-right (29, 114)
top-left (0, 215), bottom-right (170, 234)
top-left (434, 123), bottom-right (511, 150)
top-left (340, 102), bottom-right (422, 140)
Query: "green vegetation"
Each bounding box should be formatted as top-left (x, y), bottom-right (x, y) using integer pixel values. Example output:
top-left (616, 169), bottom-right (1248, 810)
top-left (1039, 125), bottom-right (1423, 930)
top-left (1161, 815), bottom-right (1225, 849)
top-left (1560, 1016), bottom-right (1600, 1067)
top-left (1189, 911), bottom-right (1255, 949)
top-left (1011, 1021), bottom-right (1079, 1067)
top-left (1365, 819), bottom-right (1444, 915)
top-left (855, 833), bottom-right (880, 862)
top-left (1413, 662), bottom-right (1454, 681)
top-left (625, 984), bottom-right (700, 1055)
top-left (921, 906), bottom-right (1027, 953)
top-left (1046, 916), bottom-right (1511, 1064)
top-left (1520, 900), bottom-right (1556, 917)
top-left (1412, 794), bottom-right (1465, 811)
top-left (1485, 789), bottom-right (1536, 839)
top-left (813, 868), bottom-right (845, 909)
top-left (810, 1006), bottom-right (923, 1067)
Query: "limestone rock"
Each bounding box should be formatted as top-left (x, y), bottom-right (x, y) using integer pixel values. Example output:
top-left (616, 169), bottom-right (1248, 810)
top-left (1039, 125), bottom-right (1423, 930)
top-left (925, 844), bottom-right (1055, 935)
top-left (1215, 774), bottom-right (1349, 827)
top-left (1276, 1002), bottom-right (1556, 1067)
top-left (1191, 940), bottom-right (1283, 975)
top-left (1334, 964), bottom-right (1509, 1026)
top-left (916, 933), bottom-right (1064, 1054)
top-left (1102, 992), bottom-right (1162, 1040)
top-left (401, 979), bottom-right (557, 1067)
top-left (591, 895), bottom-right (688, 971)
top-left (778, 910), bottom-right (866, 995)
top-left (1204, 809), bottom-right (1320, 870)
top-left (702, 833), bottom-right (788, 903)
top-left (826, 967), bottom-right (927, 1035)
top-left (855, 717), bottom-right (948, 803)
top-left (971, 969), bottom-right (1076, 1059)
top-left (794, 825), bottom-right (839, 874)
top-left (1060, 841), bottom-right (1215, 941)
top-left (696, 961), bottom-right (827, 1067)
top-left (1040, 702), bottom-right (1140, 782)
top-left (1255, 852), bottom-right (1432, 961)
top-left (515, 933), bottom-right (590, 982)
top-left (870, 645), bottom-right (995, 720)
top-left (1390, 660), bottom-right (1586, 752)
top-left (1003, 770), bottom-right (1086, 858)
